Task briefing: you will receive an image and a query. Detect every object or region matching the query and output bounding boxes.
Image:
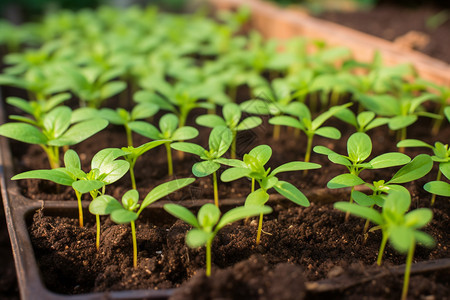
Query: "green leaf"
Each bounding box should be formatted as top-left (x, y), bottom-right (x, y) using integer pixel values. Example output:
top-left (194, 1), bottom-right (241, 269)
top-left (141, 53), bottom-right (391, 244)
top-left (388, 115), bottom-right (417, 131)
top-left (220, 167), bottom-right (251, 182)
top-left (159, 113), bottom-right (179, 135)
top-left (414, 231), bottom-right (435, 248)
top-left (131, 103), bottom-right (159, 120)
top-left (315, 126), bottom-right (341, 139)
top-left (100, 81), bottom-right (127, 100)
top-left (12, 169), bottom-right (74, 186)
top-left (397, 139), bottom-right (432, 149)
top-left (424, 181), bottom-right (450, 196)
top-left (327, 174), bottom-right (365, 189)
top-left (274, 180), bottom-right (310, 206)
top-left (236, 116), bottom-right (262, 131)
top-left (64, 149), bottom-right (81, 170)
top-left (140, 178), bottom-right (194, 211)
top-left (269, 116), bottom-right (303, 130)
top-left (209, 126), bottom-right (232, 157)
top-left (91, 148), bottom-right (128, 170)
top-left (240, 99), bottom-right (272, 115)
top-left (216, 205), bottom-right (272, 231)
top-left (198, 203), bottom-right (221, 229)
top-left (6, 97), bottom-right (33, 115)
top-left (111, 209), bottom-right (138, 224)
top-left (193, 160), bottom-right (220, 177)
top-left (405, 208), bottom-right (433, 229)
top-left (351, 190), bottom-right (375, 206)
top-left (313, 145), bottom-right (336, 156)
top-left (71, 107), bottom-right (100, 123)
top-left (196, 114), bottom-right (226, 128)
top-left (311, 103), bottom-right (350, 130)
top-left (271, 161), bottom-right (321, 176)
top-left (439, 162), bottom-right (450, 179)
top-left (388, 154), bottom-right (433, 184)
top-left (334, 202), bottom-right (383, 224)
top-left (389, 226), bottom-right (413, 254)
top-left (328, 153), bottom-right (352, 166)
top-left (334, 108), bottom-right (357, 127)
top-left (99, 108), bottom-right (125, 125)
top-left (72, 180), bottom-right (104, 193)
top-left (245, 189), bottom-right (270, 207)
top-left (171, 126), bottom-right (199, 141)
top-left (186, 229), bottom-right (211, 248)
top-left (347, 132), bottom-right (372, 162)
top-left (171, 142), bottom-right (205, 157)
top-left (89, 195), bottom-right (123, 215)
top-left (365, 117), bottom-right (390, 131)
top-left (359, 94), bottom-right (400, 116)
top-left (49, 118), bottom-right (108, 146)
top-left (122, 189), bottom-right (139, 211)
top-left (99, 160), bottom-right (130, 184)
top-left (249, 145), bottom-right (272, 166)
top-left (357, 111), bottom-right (376, 128)
top-left (164, 203), bottom-right (199, 228)
top-left (368, 152), bottom-right (410, 169)
top-left (128, 121), bottom-right (161, 140)
top-left (0, 123), bottom-right (47, 144)
top-left (43, 106), bottom-right (72, 138)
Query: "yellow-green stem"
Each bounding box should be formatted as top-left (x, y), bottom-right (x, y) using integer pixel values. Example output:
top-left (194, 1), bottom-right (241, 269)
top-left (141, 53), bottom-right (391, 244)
top-left (256, 212), bottom-right (263, 245)
top-left (377, 232), bottom-right (388, 266)
top-left (75, 190), bottom-right (84, 228)
top-left (213, 171), bottom-right (219, 207)
top-left (401, 241), bottom-right (415, 300)
top-left (431, 105), bottom-right (445, 135)
top-left (273, 124), bottom-right (280, 140)
top-left (345, 187), bottom-right (355, 222)
top-left (129, 162), bottom-right (137, 190)
top-left (363, 204), bottom-right (375, 235)
top-left (96, 214), bottom-right (101, 250)
top-left (131, 220), bottom-right (138, 268)
top-left (398, 127), bottom-right (407, 153)
top-left (125, 125), bottom-right (133, 147)
top-left (431, 169), bottom-right (442, 206)
top-left (251, 178), bottom-right (255, 193)
top-left (165, 143), bottom-right (173, 176)
top-left (206, 239), bottom-right (212, 277)
top-left (330, 90), bottom-right (340, 106)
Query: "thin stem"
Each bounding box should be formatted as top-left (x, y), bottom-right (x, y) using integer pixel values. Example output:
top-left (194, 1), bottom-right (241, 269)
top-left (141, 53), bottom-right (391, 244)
top-left (131, 220), bottom-right (138, 268)
top-left (213, 171), bottom-right (219, 207)
top-left (129, 162), bottom-right (137, 190)
top-left (231, 131), bottom-right (237, 159)
top-left (96, 214), bottom-right (101, 250)
top-left (75, 190), bottom-right (84, 228)
top-left (305, 134), bottom-right (313, 163)
top-left (206, 239), bottom-right (212, 277)
top-left (251, 178), bottom-right (255, 193)
top-left (330, 90), bottom-right (340, 106)
top-left (431, 104), bottom-right (444, 135)
top-left (401, 240), bottom-right (415, 300)
top-left (345, 187), bottom-right (355, 222)
top-left (165, 143), bottom-right (173, 176)
top-left (398, 127), bottom-right (407, 153)
top-left (363, 204), bottom-right (375, 236)
top-left (125, 124), bottom-right (133, 147)
top-left (256, 212), bottom-right (263, 245)
top-left (377, 232), bottom-right (388, 266)
top-left (430, 169), bottom-right (442, 206)
top-left (273, 124), bottom-right (280, 140)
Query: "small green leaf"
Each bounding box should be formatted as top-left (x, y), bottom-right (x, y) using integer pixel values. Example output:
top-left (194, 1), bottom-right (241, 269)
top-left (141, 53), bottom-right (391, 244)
top-left (159, 113), bottom-right (179, 135)
top-left (0, 123), bottom-right (47, 144)
top-left (269, 116), bottom-right (303, 130)
top-left (128, 121), bottom-right (160, 140)
top-left (389, 226), bottom-right (413, 254)
top-left (64, 149), bottom-right (81, 170)
top-left (274, 180), bottom-right (310, 206)
top-left (347, 132), bottom-right (372, 162)
top-left (334, 202), bottom-right (383, 224)
top-left (209, 126), bottom-right (232, 157)
top-left (245, 189), bottom-right (270, 207)
top-left (249, 145), bottom-right (272, 166)
top-left (414, 231), bottom-right (435, 248)
top-left (140, 178), bottom-right (195, 211)
top-left (271, 161), bottom-right (321, 176)
top-left (357, 111), bottom-right (376, 128)
top-left (196, 114), bottom-right (226, 128)
top-left (424, 181), bottom-right (450, 196)
top-left (164, 203), bottom-right (199, 227)
top-left (327, 174), bottom-right (365, 189)
top-left (368, 153), bottom-right (410, 169)
top-left (131, 103), bottom-right (159, 120)
top-left (351, 190), bottom-right (375, 206)
top-left (313, 145), bottom-right (336, 156)
top-left (198, 203), bottom-right (221, 229)
top-left (12, 169), bottom-right (74, 186)
top-left (43, 106), bottom-right (71, 138)
top-left (171, 142), bottom-right (205, 157)
top-left (405, 208), bottom-right (433, 229)
top-left (49, 118), bottom-right (108, 146)
top-left (328, 154), bottom-right (352, 166)
top-left (220, 167), bottom-right (251, 182)
top-left (171, 126), bottom-right (199, 141)
top-left (89, 195), bottom-right (123, 215)
top-left (315, 127), bottom-right (341, 139)
top-left (388, 154), bottom-right (433, 184)
top-left (236, 116), bottom-right (262, 131)
top-left (192, 160), bottom-right (220, 177)
top-left (388, 115), bottom-right (417, 131)
top-left (397, 139), bottom-right (432, 149)
top-left (72, 180), bottom-right (104, 193)
top-left (186, 229), bottom-right (211, 248)
top-left (111, 209), bottom-right (138, 224)
top-left (216, 205), bottom-right (272, 231)
top-left (100, 81), bottom-right (127, 100)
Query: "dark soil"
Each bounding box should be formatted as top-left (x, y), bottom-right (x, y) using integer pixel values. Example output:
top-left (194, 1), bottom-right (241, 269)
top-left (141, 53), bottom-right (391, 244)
top-left (29, 195), bottom-right (449, 298)
top-left (318, 3), bottom-right (450, 64)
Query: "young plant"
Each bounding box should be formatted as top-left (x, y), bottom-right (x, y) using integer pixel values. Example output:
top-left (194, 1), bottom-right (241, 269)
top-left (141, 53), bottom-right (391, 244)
top-left (163, 203), bottom-right (272, 276)
top-left (0, 106), bottom-right (108, 168)
top-left (196, 103), bottom-right (262, 159)
top-left (314, 132), bottom-right (410, 220)
top-left (128, 113), bottom-right (199, 176)
top-left (397, 139), bottom-right (450, 205)
top-left (119, 140), bottom-right (168, 189)
top-left (89, 178), bottom-right (195, 268)
top-left (99, 103), bottom-right (159, 146)
top-left (171, 126), bottom-right (233, 207)
top-left (334, 109), bottom-right (389, 133)
top-left (335, 191), bottom-right (435, 300)
top-left (220, 144), bottom-right (321, 244)
top-left (269, 102), bottom-right (351, 163)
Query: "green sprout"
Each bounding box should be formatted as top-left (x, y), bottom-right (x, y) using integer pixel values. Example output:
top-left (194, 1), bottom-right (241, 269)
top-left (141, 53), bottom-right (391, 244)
top-left (119, 140), bottom-right (168, 189)
top-left (171, 126), bottom-right (233, 207)
top-left (334, 109), bottom-right (389, 133)
top-left (335, 191), bottom-right (435, 300)
top-left (89, 178), bottom-right (195, 268)
top-left (397, 139), bottom-right (450, 205)
top-left (314, 132), bottom-right (410, 220)
top-left (128, 113), bottom-right (199, 176)
top-left (221, 145), bottom-right (321, 244)
top-left (196, 103), bottom-right (262, 159)
top-left (163, 203), bottom-right (272, 276)
top-left (0, 105), bottom-right (108, 168)
top-left (444, 106), bottom-right (450, 122)
top-left (269, 103), bottom-right (351, 163)
top-left (99, 103), bottom-right (159, 146)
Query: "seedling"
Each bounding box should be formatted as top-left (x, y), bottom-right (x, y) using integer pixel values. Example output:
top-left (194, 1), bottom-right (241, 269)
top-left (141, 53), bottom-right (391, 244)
top-left (335, 191), bottom-right (435, 300)
top-left (164, 203), bottom-right (272, 276)
top-left (269, 103), bottom-right (351, 163)
top-left (397, 139), bottom-right (450, 205)
top-left (89, 178), bottom-right (195, 268)
top-left (334, 109), bottom-right (389, 133)
top-left (359, 93), bottom-right (441, 144)
top-left (196, 103), bottom-right (262, 159)
top-left (119, 140), bottom-right (168, 189)
top-left (128, 113), bottom-right (198, 176)
top-left (99, 103), bottom-right (159, 146)
top-left (0, 105), bottom-right (108, 168)
top-left (314, 132), bottom-right (410, 220)
top-left (221, 144), bottom-right (321, 244)
top-left (171, 126), bottom-right (233, 207)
